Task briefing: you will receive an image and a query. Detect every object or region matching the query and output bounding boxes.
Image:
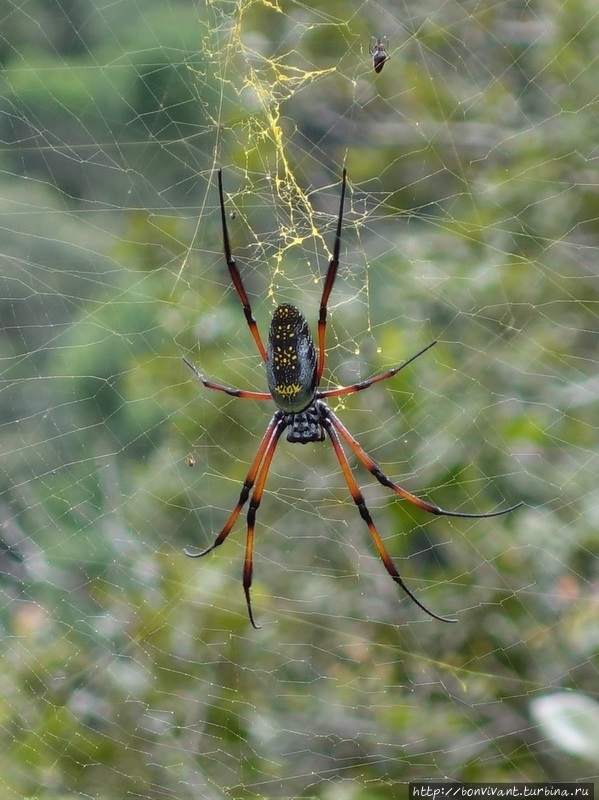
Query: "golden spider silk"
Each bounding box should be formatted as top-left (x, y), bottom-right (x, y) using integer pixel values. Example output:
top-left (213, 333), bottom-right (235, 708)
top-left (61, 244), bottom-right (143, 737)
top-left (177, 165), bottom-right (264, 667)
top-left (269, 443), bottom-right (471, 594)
top-left (369, 36), bottom-right (389, 73)
top-left (183, 169), bottom-right (522, 629)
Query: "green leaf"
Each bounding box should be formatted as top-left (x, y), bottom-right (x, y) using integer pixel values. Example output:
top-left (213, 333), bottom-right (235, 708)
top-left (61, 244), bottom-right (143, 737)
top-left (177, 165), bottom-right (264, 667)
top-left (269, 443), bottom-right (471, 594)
top-left (530, 691), bottom-right (599, 761)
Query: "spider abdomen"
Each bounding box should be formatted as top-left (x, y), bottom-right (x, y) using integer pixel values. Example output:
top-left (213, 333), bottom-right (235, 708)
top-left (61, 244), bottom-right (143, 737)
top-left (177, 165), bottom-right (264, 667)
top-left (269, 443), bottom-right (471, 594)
top-left (266, 303), bottom-right (317, 413)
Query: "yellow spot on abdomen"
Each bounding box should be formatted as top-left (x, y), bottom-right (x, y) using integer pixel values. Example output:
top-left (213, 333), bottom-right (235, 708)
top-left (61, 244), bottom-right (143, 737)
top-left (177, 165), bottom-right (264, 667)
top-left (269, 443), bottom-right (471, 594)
top-left (275, 383), bottom-right (302, 398)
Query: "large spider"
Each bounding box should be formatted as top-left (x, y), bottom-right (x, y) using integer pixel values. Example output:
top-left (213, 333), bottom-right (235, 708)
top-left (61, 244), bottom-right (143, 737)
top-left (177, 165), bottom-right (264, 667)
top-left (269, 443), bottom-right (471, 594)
top-left (183, 169), bottom-right (521, 628)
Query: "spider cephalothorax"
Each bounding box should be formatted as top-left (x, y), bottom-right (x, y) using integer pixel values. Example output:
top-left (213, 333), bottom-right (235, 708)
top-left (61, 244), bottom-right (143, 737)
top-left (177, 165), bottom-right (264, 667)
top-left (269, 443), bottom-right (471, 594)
top-left (183, 168), bottom-right (521, 628)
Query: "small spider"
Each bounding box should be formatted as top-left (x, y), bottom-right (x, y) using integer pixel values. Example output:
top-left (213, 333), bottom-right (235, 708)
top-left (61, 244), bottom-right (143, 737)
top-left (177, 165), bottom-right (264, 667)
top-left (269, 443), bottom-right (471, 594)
top-left (369, 36), bottom-right (389, 74)
top-left (183, 169), bottom-right (521, 628)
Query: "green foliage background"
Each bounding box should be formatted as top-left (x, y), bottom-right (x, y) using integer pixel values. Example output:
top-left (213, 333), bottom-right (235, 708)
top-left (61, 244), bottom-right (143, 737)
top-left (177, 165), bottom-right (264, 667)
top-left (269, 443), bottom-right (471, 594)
top-left (0, 0), bottom-right (598, 797)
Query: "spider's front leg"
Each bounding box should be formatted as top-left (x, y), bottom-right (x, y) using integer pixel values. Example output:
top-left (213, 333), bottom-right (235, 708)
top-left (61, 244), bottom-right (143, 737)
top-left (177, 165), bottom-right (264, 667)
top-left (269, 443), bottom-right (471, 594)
top-left (316, 169), bottom-right (347, 383)
top-left (217, 169), bottom-right (267, 362)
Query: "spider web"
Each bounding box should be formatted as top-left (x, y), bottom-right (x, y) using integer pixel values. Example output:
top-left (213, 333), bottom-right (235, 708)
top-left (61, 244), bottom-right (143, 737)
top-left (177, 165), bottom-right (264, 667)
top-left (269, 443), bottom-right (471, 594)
top-left (1, 0), bottom-right (598, 797)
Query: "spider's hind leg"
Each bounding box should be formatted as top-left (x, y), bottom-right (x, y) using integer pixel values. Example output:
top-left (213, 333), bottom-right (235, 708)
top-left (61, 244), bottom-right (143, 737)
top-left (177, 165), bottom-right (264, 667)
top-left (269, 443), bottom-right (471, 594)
top-left (321, 412), bottom-right (457, 623)
top-left (184, 413), bottom-right (282, 559)
top-left (241, 417), bottom-right (287, 628)
top-left (327, 406), bottom-right (522, 520)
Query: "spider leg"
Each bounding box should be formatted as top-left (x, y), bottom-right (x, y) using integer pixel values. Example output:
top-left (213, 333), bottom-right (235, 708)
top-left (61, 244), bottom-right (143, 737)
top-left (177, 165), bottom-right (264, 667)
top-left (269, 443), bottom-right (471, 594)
top-left (243, 417), bottom-right (287, 629)
top-left (317, 168), bottom-right (347, 383)
top-left (184, 413), bottom-right (283, 560)
top-left (322, 416), bottom-right (456, 623)
top-left (217, 169), bottom-right (268, 362)
top-left (183, 356), bottom-right (272, 400)
top-left (326, 408), bottom-right (523, 519)
top-left (317, 341), bottom-right (437, 400)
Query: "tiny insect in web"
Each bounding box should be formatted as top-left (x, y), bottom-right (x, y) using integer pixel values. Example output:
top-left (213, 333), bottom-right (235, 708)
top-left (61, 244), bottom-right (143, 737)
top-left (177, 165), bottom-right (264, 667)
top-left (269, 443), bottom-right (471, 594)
top-left (183, 168), bottom-right (522, 628)
top-left (369, 36), bottom-right (389, 74)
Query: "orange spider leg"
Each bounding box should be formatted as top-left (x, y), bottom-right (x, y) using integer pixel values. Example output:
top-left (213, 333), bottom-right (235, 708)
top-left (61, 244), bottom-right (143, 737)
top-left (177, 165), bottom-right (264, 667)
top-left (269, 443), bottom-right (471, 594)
top-left (183, 356), bottom-right (271, 401)
top-left (184, 414), bottom-right (283, 560)
top-left (317, 168), bottom-right (347, 383)
top-left (317, 341), bottom-right (437, 400)
top-left (322, 416), bottom-right (456, 623)
top-left (327, 409), bottom-right (523, 519)
top-left (218, 169), bottom-right (268, 362)
top-left (243, 418), bottom-right (287, 628)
